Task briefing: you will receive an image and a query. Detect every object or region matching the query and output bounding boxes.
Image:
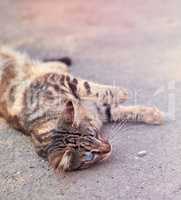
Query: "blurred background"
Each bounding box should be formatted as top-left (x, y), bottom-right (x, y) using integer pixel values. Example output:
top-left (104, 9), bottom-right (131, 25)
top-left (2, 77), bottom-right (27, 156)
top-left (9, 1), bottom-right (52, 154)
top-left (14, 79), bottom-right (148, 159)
top-left (1, 1), bottom-right (181, 200)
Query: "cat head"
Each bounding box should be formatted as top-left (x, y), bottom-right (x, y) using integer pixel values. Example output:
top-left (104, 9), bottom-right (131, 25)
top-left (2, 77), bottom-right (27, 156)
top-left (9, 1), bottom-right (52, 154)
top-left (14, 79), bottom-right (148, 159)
top-left (48, 133), bottom-right (111, 171)
top-left (48, 100), bottom-right (111, 172)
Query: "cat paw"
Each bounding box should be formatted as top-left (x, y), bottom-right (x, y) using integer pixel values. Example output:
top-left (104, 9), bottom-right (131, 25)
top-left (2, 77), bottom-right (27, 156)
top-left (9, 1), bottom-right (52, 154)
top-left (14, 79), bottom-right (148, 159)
top-left (142, 107), bottom-right (164, 125)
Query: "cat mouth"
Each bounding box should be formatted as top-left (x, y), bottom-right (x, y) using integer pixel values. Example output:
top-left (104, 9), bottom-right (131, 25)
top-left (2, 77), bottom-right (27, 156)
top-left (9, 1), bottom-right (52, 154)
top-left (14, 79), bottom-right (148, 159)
top-left (101, 150), bottom-right (112, 161)
top-left (91, 141), bottom-right (112, 162)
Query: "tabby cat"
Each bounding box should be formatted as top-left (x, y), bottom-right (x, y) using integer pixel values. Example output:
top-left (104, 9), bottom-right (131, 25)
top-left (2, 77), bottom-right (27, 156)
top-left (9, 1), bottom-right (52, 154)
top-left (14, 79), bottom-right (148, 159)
top-left (0, 47), bottom-right (164, 172)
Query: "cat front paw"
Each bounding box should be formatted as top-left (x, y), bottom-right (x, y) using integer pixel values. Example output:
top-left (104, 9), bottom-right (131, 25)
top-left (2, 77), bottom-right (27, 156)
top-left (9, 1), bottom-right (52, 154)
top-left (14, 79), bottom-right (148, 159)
top-left (142, 107), bottom-right (164, 125)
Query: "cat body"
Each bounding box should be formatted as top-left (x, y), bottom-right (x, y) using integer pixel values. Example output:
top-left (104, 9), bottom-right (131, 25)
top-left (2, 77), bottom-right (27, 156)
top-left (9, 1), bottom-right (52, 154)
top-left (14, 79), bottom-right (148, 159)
top-left (0, 47), bottom-right (164, 172)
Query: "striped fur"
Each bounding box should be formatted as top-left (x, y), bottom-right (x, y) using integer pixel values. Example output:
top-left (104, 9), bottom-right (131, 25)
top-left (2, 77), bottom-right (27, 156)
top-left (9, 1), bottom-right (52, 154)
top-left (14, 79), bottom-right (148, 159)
top-left (0, 47), bottom-right (164, 172)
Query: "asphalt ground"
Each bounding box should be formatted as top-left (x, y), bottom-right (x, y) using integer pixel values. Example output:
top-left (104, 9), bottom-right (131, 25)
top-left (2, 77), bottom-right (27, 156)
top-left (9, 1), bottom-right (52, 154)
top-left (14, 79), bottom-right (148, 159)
top-left (0, 1), bottom-right (181, 199)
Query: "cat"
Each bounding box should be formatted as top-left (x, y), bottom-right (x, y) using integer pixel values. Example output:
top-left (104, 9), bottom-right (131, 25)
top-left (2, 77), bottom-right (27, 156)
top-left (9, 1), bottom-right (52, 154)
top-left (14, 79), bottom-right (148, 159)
top-left (0, 47), bottom-right (164, 172)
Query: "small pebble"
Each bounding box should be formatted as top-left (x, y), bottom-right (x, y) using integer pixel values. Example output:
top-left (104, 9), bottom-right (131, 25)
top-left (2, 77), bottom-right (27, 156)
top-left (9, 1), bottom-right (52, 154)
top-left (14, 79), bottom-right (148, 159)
top-left (137, 150), bottom-right (147, 157)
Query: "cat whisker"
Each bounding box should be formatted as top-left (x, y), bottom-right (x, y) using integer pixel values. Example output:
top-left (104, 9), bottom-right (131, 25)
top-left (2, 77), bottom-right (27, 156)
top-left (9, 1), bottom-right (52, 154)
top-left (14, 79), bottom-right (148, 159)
top-left (113, 119), bottom-right (128, 132)
top-left (111, 118), bottom-right (127, 132)
top-left (109, 119), bottom-right (128, 141)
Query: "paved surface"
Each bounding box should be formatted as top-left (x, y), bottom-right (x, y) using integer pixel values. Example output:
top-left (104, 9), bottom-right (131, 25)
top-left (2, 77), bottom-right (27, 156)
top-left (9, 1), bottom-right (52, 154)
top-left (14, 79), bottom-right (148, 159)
top-left (0, 1), bottom-right (181, 200)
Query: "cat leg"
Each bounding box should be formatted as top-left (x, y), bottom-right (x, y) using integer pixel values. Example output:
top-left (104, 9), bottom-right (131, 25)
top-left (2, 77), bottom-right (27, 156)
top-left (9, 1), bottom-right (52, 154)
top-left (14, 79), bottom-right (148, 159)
top-left (99, 104), bottom-right (164, 125)
top-left (67, 76), bottom-right (128, 104)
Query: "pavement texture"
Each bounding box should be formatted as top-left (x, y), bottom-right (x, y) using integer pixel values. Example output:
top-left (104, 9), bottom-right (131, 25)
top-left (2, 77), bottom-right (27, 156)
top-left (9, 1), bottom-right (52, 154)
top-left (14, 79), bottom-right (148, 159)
top-left (0, 1), bottom-right (181, 200)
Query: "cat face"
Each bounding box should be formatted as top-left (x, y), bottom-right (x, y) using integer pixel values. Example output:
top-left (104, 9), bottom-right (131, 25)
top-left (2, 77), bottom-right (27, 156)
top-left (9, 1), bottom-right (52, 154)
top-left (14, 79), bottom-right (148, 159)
top-left (48, 131), bottom-right (111, 171)
top-left (48, 100), bottom-right (111, 171)
top-left (65, 135), bottom-right (111, 171)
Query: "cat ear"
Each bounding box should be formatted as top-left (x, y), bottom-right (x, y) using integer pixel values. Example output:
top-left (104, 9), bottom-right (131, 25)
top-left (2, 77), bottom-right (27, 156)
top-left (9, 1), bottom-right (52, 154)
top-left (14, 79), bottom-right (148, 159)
top-left (64, 100), bottom-right (75, 124)
top-left (60, 148), bottom-right (80, 171)
top-left (59, 149), bottom-right (74, 171)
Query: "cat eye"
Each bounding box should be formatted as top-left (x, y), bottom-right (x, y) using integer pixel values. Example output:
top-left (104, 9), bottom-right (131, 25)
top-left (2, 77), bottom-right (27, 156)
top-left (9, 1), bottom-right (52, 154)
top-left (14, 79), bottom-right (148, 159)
top-left (84, 152), bottom-right (94, 161)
